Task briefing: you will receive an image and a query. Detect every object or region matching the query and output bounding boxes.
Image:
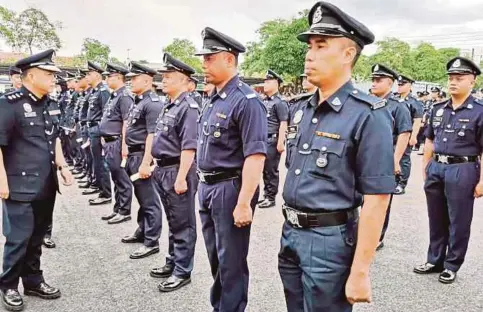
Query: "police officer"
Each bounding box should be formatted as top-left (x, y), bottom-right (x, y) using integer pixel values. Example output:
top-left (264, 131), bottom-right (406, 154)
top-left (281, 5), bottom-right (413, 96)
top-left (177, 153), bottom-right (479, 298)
top-left (121, 61), bottom-right (163, 259)
top-left (414, 57), bottom-right (483, 284)
top-left (71, 71), bottom-right (89, 176)
top-left (430, 86), bottom-right (441, 104)
top-left (394, 75), bottom-right (424, 194)
top-left (370, 64), bottom-right (412, 250)
top-left (59, 73), bottom-right (78, 167)
top-left (0, 49), bottom-right (74, 311)
top-left (149, 53), bottom-right (198, 292)
top-left (288, 73), bottom-right (317, 120)
top-left (195, 27), bottom-right (267, 311)
top-left (99, 63), bottom-right (134, 224)
top-left (202, 82), bottom-right (215, 102)
top-left (258, 70), bottom-right (288, 209)
top-left (85, 61), bottom-right (112, 205)
top-left (8, 66), bottom-right (22, 92)
top-left (188, 76), bottom-right (203, 106)
top-left (279, 3), bottom-right (395, 310)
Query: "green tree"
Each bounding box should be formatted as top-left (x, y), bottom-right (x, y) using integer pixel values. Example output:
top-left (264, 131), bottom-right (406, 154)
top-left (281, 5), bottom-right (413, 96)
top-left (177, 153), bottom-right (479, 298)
top-left (241, 11), bottom-right (309, 82)
top-left (369, 38), bottom-right (412, 74)
top-left (162, 38), bottom-right (202, 72)
top-left (0, 6), bottom-right (62, 54)
top-left (81, 38), bottom-right (111, 66)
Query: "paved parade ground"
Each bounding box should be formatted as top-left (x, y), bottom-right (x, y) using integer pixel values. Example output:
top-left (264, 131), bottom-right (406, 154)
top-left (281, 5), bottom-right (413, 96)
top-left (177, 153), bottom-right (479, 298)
top-left (1, 153), bottom-right (483, 312)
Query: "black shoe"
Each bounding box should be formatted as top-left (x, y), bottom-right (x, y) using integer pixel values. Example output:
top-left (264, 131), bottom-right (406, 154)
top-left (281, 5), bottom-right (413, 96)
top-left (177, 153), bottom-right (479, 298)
top-left (43, 237), bottom-right (56, 249)
top-left (394, 185), bottom-right (405, 195)
top-left (439, 269), bottom-right (457, 284)
top-left (257, 198), bottom-right (265, 204)
top-left (258, 199), bottom-right (275, 208)
top-left (121, 235), bottom-right (143, 244)
top-left (108, 214), bottom-right (131, 224)
top-left (150, 264), bottom-right (174, 278)
top-left (74, 173), bottom-right (87, 180)
top-left (77, 179), bottom-right (89, 184)
top-left (78, 183), bottom-right (92, 189)
top-left (1, 289), bottom-right (24, 311)
top-left (82, 188), bottom-right (100, 195)
top-left (101, 212), bottom-right (117, 221)
top-left (158, 275), bottom-right (191, 292)
top-left (129, 246), bottom-right (159, 259)
top-left (89, 197), bottom-right (112, 206)
top-left (376, 241), bottom-right (384, 251)
top-left (72, 169), bottom-right (83, 175)
top-left (413, 263), bottom-right (444, 274)
top-left (24, 282), bottom-right (61, 299)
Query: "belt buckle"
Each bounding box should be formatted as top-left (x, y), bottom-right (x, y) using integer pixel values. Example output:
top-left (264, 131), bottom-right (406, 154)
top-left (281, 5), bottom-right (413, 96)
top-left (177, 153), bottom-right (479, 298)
top-left (439, 155), bottom-right (449, 164)
top-left (285, 208), bottom-right (302, 228)
top-left (198, 172), bottom-right (207, 183)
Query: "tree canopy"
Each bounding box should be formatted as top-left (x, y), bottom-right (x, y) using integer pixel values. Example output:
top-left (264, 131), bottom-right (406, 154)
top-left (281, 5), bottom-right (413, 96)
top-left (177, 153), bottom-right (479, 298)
top-left (81, 38), bottom-right (111, 66)
top-left (162, 38), bottom-right (202, 73)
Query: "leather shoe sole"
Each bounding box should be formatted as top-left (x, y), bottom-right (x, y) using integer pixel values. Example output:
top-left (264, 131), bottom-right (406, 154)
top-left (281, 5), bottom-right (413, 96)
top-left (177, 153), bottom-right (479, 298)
top-left (129, 247), bottom-right (159, 259)
top-left (259, 202), bottom-right (275, 208)
top-left (150, 268), bottom-right (174, 278)
top-left (158, 278), bottom-right (191, 292)
top-left (1, 298), bottom-right (23, 312)
top-left (89, 199), bottom-right (112, 206)
top-left (101, 213), bottom-right (117, 221)
top-left (43, 241), bottom-right (56, 249)
top-left (121, 237), bottom-right (143, 244)
top-left (108, 215), bottom-right (131, 224)
top-left (24, 289), bottom-right (61, 300)
top-left (413, 266), bottom-right (443, 275)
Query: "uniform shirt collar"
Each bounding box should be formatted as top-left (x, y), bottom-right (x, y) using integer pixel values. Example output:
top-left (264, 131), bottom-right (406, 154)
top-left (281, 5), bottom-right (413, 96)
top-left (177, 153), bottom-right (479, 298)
top-left (444, 95), bottom-right (475, 111)
top-left (266, 92), bottom-right (280, 101)
top-left (94, 81), bottom-right (103, 91)
top-left (169, 91), bottom-right (189, 105)
top-left (308, 80), bottom-right (353, 113)
top-left (20, 86), bottom-right (44, 104)
top-left (136, 90), bottom-right (151, 101)
top-left (213, 75), bottom-right (240, 100)
top-left (112, 86), bottom-right (126, 97)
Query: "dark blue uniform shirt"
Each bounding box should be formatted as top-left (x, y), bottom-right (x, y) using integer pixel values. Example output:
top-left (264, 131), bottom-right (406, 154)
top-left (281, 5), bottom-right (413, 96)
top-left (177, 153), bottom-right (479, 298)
top-left (0, 87), bottom-right (59, 201)
top-left (384, 94), bottom-right (413, 144)
top-left (126, 90), bottom-right (163, 146)
top-left (264, 93), bottom-right (289, 134)
top-left (283, 82), bottom-right (395, 211)
top-left (47, 98), bottom-right (62, 136)
top-left (152, 92), bottom-right (198, 159)
top-left (99, 86), bottom-right (133, 136)
top-left (79, 88), bottom-right (92, 122)
top-left (87, 82), bottom-right (110, 123)
top-left (196, 75), bottom-right (267, 171)
top-left (396, 94), bottom-right (424, 120)
top-left (425, 95), bottom-right (483, 157)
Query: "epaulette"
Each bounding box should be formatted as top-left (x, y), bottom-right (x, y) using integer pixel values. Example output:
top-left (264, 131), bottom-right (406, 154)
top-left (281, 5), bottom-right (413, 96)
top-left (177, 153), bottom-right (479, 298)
top-left (100, 84), bottom-right (108, 91)
top-left (349, 89), bottom-right (386, 110)
top-left (122, 88), bottom-right (134, 99)
top-left (186, 95), bottom-right (199, 109)
top-left (432, 100), bottom-right (446, 107)
top-left (149, 92), bottom-right (160, 102)
top-left (4, 90), bottom-right (24, 103)
top-left (289, 92), bottom-right (313, 104)
top-left (474, 98), bottom-right (483, 106)
top-left (236, 81), bottom-right (258, 99)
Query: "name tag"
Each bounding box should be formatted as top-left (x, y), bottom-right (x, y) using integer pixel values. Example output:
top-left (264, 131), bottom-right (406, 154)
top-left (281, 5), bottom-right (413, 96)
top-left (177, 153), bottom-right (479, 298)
top-left (24, 112), bottom-right (37, 118)
top-left (49, 109), bottom-right (61, 116)
top-left (287, 125), bottom-right (298, 140)
top-left (458, 119), bottom-right (470, 123)
top-left (315, 131), bottom-right (341, 140)
top-left (216, 112), bottom-right (227, 119)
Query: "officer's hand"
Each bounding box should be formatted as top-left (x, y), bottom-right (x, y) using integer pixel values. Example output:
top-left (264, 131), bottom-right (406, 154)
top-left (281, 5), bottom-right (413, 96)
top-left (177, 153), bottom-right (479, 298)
top-left (409, 136), bottom-right (417, 146)
top-left (394, 163), bottom-right (401, 175)
top-left (121, 144), bottom-right (128, 159)
top-left (345, 271), bottom-right (372, 305)
top-left (277, 142), bottom-right (285, 154)
top-left (138, 163), bottom-right (152, 179)
top-left (0, 174), bottom-right (9, 199)
top-left (233, 203), bottom-right (253, 228)
top-left (474, 181), bottom-right (483, 198)
top-left (60, 168), bottom-right (74, 186)
top-left (174, 178), bottom-right (188, 195)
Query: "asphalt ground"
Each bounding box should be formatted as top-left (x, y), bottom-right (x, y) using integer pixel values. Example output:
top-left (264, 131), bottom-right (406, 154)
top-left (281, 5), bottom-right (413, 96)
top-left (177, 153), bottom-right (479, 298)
top-left (1, 152), bottom-right (483, 312)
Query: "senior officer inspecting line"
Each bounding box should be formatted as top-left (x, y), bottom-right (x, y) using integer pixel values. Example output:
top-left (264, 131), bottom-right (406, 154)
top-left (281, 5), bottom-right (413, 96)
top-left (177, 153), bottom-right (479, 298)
top-left (120, 61), bottom-right (163, 259)
top-left (414, 57), bottom-right (483, 284)
top-left (279, 2), bottom-right (395, 311)
top-left (99, 63), bottom-right (134, 224)
top-left (149, 53), bottom-right (199, 292)
top-left (195, 27), bottom-right (267, 311)
top-left (0, 49), bottom-right (74, 312)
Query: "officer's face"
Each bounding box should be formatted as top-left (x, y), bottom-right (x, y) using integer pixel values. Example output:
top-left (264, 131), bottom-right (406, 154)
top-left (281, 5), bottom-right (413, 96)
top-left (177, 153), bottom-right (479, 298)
top-left (10, 74), bottom-right (22, 88)
top-left (202, 52), bottom-right (234, 85)
top-left (78, 77), bottom-right (88, 89)
top-left (25, 68), bottom-right (56, 95)
top-left (448, 74), bottom-right (475, 96)
top-left (67, 80), bottom-right (76, 89)
top-left (161, 71), bottom-right (187, 95)
top-left (203, 83), bottom-right (214, 95)
top-left (371, 77), bottom-right (393, 97)
top-left (431, 91), bottom-right (439, 100)
top-left (305, 36), bottom-right (356, 87)
top-left (106, 74), bottom-right (123, 90)
top-left (302, 77), bottom-right (315, 91)
top-left (263, 79), bottom-right (278, 95)
top-left (130, 74), bottom-right (151, 94)
top-left (397, 82), bottom-right (411, 95)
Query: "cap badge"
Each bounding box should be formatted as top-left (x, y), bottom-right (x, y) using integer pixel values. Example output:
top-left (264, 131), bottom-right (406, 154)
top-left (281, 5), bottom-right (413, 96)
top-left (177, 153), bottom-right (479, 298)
top-left (453, 59), bottom-right (461, 68)
top-left (374, 64), bottom-right (379, 72)
top-left (312, 6), bottom-right (323, 24)
top-left (201, 29), bottom-right (206, 39)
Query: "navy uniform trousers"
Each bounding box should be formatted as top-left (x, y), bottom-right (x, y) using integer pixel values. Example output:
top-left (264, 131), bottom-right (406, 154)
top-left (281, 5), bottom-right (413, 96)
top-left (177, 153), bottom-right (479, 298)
top-left (262, 137), bottom-right (281, 201)
top-left (88, 125), bottom-right (112, 198)
top-left (0, 195), bottom-right (55, 290)
top-left (153, 165), bottom-right (197, 278)
top-left (424, 160), bottom-right (479, 272)
top-left (198, 177), bottom-right (258, 312)
top-left (399, 146), bottom-right (412, 188)
top-left (103, 139), bottom-right (132, 215)
top-left (125, 152), bottom-right (161, 247)
top-left (278, 217), bottom-right (357, 312)
top-left (81, 124), bottom-right (94, 184)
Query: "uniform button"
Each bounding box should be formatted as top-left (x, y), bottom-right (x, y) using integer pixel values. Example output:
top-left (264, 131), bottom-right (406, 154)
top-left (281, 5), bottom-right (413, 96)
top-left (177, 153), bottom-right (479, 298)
top-left (49, 141), bottom-right (52, 144)
top-left (22, 172), bottom-right (26, 176)
top-left (51, 161), bottom-right (55, 165)
top-left (45, 121), bottom-right (49, 124)
top-left (451, 112), bottom-right (455, 115)
top-left (216, 123), bottom-right (220, 127)
top-left (209, 104), bottom-right (213, 108)
top-left (43, 111), bottom-right (46, 114)
top-left (30, 122), bottom-right (34, 126)
top-left (203, 121), bottom-right (208, 126)
top-left (443, 138), bottom-right (447, 142)
top-left (295, 169), bottom-right (301, 175)
top-left (165, 109), bottom-right (169, 112)
top-left (200, 140), bottom-right (204, 144)
top-left (303, 143), bottom-right (309, 149)
top-left (50, 151), bottom-right (54, 154)
top-left (321, 146), bottom-right (327, 152)
top-left (447, 125), bottom-right (451, 128)
top-left (312, 118), bottom-right (318, 124)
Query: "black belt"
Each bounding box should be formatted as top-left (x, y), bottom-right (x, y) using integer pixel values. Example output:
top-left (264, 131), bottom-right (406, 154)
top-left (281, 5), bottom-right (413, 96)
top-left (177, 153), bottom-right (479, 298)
top-left (433, 154), bottom-right (478, 164)
top-left (282, 205), bottom-right (357, 228)
top-left (103, 136), bottom-right (120, 143)
top-left (80, 121), bottom-right (87, 126)
top-left (87, 121), bottom-right (100, 127)
top-left (268, 133), bottom-right (278, 139)
top-left (155, 157), bottom-right (180, 168)
top-left (128, 144), bottom-right (145, 154)
top-left (197, 169), bottom-right (241, 185)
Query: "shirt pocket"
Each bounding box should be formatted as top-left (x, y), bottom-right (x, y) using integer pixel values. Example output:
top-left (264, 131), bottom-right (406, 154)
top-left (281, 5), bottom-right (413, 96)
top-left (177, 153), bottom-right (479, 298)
top-left (20, 117), bottom-right (46, 137)
top-left (156, 116), bottom-right (177, 139)
top-left (128, 107), bottom-right (141, 126)
top-left (307, 136), bottom-right (346, 181)
top-left (205, 118), bottom-right (230, 146)
top-left (7, 171), bottom-right (40, 195)
top-left (455, 123), bottom-right (475, 142)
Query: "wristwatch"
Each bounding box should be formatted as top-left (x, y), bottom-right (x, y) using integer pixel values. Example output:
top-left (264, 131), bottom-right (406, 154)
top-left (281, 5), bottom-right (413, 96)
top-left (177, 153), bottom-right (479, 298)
top-left (58, 164), bottom-right (69, 171)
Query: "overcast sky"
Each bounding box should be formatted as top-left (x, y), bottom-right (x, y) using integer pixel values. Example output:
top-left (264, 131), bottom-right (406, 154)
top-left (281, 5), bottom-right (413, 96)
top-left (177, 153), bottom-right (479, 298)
top-left (2, 0), bottom-right (483, 63)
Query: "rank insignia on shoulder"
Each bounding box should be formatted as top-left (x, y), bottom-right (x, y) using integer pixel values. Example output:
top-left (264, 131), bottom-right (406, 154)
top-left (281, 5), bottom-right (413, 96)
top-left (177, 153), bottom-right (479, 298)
top-left (315, 131), bottom-right (340, 140)
top-left (372, 100), bottom-right (386, 110)
top-left (216, 112), bottom-right (227, 119)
